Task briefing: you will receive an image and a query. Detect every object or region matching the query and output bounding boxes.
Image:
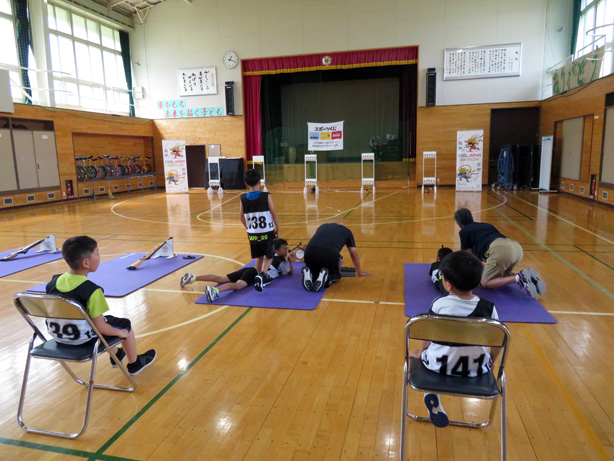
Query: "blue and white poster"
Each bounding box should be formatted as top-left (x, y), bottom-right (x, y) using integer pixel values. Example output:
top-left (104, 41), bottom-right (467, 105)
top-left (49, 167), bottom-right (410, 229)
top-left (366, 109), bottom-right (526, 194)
top-left (307, 121), bottom-right (344, 151)
top-left (456, 130), bottom-right (483, 191)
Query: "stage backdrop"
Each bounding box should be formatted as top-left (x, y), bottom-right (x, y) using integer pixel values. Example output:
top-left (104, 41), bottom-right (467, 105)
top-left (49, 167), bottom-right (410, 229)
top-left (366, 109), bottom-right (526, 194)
top-left (162, 140), bottom-right (188, 193)
top-left (456, 130), bottom-right (484, 191)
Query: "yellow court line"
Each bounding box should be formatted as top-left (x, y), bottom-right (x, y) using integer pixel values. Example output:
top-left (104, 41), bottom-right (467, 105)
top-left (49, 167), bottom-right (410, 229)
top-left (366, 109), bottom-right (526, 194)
top-left (548, 310), bottom-right (614, 316)
top-left (323, 298), bottom-right (404, 305)
top-left (522, 324), bottom-right (609, 458)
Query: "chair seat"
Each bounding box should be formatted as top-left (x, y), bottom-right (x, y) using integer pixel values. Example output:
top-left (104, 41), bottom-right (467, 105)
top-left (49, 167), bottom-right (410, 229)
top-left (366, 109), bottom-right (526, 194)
top-left (31, 336), bottom-right (122, 362)
top-left (409, 357), bottom-right (499, 398)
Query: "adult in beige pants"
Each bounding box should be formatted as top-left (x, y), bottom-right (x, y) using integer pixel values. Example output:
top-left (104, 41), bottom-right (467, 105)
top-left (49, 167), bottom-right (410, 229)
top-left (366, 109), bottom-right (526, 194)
top-left (454, 208), bottom-right (545, 298)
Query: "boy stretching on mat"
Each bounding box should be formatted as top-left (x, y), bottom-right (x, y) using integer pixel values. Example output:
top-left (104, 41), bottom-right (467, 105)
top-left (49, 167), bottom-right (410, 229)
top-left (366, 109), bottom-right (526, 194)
top-left (254, 238), bottom-right (293, 291)
top-left (180, 267), bottom-right (258, 302)
top-left (409, 250), bottom-right (500, 428)
top-left (239, 169), bottom-right (281, 281)
top-left (429, 246), bottom-right (453, 295)
top-left (46, 236), bottom-right (156, 376)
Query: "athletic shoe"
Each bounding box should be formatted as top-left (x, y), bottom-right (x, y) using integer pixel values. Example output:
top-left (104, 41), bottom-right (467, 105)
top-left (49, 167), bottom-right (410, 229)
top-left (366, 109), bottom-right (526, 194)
top-left (302, 266), bottom-right (314, 292)
top-left (517, 269), bottom-right (537, 298)
top-left (110, 347), bottom-right (126, 368)
top-left (180, 273), bottom-right (195, 287)
top-left (313, 267), bottom-right (329, 292)
top-left (424, 393), bottom-right (449, 428)
top-left (127, 349), bottom-right (157, 376)
top-left (254, 272), bottom-right (273, 292)
top-left (525, 268), bottom-right (546, 295)
top-left (206, 285), bottom-right (219, 302)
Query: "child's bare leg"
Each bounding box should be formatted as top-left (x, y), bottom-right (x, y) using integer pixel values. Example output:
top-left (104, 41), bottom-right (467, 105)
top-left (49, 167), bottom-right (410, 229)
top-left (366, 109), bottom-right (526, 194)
top-left (254, 257), bottom-right (264, 273)
top-left (261, 256), bottom-right (273, 273)
top-left (196, 274), bottom-right (230, 284)
top-left (480, 274), bottom-right (517, 289)
top-left (408, 348), bottom-right (422, 359)
top-left (120, 329), bottom-right (138, 363)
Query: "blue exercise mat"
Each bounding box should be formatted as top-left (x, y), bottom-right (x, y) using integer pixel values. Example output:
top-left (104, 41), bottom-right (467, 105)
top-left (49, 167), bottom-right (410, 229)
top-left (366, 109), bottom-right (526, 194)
top-left (194, 262), bottom-right (325, 310)
top-left (404, 263), bottom-right (556, 324)
top-left (27, 253), bottom-right (203, 297)
top-left (0, 249), bottom-right (63, 278)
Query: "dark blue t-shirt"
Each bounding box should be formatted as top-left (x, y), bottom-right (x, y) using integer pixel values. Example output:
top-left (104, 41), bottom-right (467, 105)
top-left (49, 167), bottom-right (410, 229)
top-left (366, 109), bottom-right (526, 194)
top-left (459, 222), bottom-right (506, 261)
top-left (307, 223), bottom-right (356, 253)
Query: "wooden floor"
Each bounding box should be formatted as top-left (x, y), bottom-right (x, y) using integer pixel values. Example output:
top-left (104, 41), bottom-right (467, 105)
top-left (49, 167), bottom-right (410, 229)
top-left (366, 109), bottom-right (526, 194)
top-left (0, 186), bottom-right (613, 460)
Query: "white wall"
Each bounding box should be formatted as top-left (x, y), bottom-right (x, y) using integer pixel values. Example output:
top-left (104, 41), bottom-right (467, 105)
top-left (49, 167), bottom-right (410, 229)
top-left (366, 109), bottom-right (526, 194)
top-left (130, 0), bottom-right (572, 119)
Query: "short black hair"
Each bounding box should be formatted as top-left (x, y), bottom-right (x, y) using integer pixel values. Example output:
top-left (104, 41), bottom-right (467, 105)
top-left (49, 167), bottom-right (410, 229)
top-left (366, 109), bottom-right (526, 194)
top-left (274, 238), bottom-right (288, 250)
top-left (437, 246), bottom-right (453, 261)
top-left (62, 236), bottom-right (97, 270)
top-left (439, 250), bottom-right (483, 292)
top-left (454, 208), bottom-right (474, 226)
top-left (244, 169), bottom-right (261, 187)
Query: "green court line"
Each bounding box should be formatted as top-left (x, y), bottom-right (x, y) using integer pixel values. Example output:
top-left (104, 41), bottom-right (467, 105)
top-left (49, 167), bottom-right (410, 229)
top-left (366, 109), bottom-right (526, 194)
top-left (494, 208), bottom-right (614, 299)
top-left (343, 197), bottom-right (368, 219)
top-left (91, 307), bottom-right (252, 460)
top-left (503, 201), bottom-right (533, 220)
top-left (573, 245), bottom-right (614, 272)
top-left (0, 437), bottom-right (138, 461)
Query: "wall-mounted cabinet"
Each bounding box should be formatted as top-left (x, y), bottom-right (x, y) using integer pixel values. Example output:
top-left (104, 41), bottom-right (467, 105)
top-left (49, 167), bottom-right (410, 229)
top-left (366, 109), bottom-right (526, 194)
top-left (0, 117), bottom-right (59, 193)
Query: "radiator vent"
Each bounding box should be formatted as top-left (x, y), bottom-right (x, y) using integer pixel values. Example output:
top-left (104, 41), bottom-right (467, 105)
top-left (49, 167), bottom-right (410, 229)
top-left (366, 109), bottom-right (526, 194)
top-left (3, 197), bottom-right (13, 205)
top-left (27, 195), bottom-right (35, 202)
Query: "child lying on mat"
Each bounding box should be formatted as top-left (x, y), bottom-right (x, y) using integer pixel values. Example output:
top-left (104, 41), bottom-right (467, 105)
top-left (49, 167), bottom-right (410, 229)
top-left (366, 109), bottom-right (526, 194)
top-left (254, 238), bottom-right (293, 292)
top-left (180, 267), bottom-right (258, 302)
top-left (46, 236), bottom-right (156, 376)
top-left (409, 250), bottom-right (501, 428)
top-left (429, 246), bottom-right (453, 295)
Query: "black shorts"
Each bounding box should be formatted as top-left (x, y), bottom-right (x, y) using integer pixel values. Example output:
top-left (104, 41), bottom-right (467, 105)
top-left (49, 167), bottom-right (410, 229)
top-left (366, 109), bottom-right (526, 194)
top-left (249, 237), bottom-right (275, 259)
top-left (227, 267), bottom-right (258, 285)
top-left (304, 245), bottom-right (342, 280)
top-left (105, 315), bottom-right (131, 331)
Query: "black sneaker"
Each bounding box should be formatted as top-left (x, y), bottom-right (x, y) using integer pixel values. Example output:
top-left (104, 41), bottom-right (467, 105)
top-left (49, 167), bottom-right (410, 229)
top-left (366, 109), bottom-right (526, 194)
top-left (110, 347), bottom-right (126, 368)
top-left (254, 273), bottom-right (264, 292)
top-left (313, 267), bottom-right (329, 292)
top-left (127, 349), bottom-right (157, 376)
top-left (302, 266), bottom-right (314, 292)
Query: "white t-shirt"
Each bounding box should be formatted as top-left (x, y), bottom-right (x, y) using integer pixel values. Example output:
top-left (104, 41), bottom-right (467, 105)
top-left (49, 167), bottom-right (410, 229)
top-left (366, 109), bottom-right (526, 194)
top-left (421, 295), bottom-right (499, 377)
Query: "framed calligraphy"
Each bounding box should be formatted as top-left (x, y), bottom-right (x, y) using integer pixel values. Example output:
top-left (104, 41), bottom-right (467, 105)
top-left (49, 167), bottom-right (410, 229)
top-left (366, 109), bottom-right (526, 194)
top-left (177, 67), bottom-right (217, 96)
top-left (443, 43), bottom-right (521, 80)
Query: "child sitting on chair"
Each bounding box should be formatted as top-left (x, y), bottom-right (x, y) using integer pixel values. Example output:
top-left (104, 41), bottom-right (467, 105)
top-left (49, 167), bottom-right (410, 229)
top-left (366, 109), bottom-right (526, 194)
top-left (254, 238), bottom-right (293, 292)
top-left (410, 250), bottom-right (500, 428)
top-left (429, 246), bottom-right (453, 295)
top-left (46, 236), bottom-right (156, 376)
top-left (180, 267), bottom-right (258, 302)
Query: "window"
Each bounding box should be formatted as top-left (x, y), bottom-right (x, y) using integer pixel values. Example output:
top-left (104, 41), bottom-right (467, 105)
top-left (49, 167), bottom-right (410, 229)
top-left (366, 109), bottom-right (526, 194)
top-left (575, 0), bottom-right (614, 78)
top-left (47, 3), bottom-right (130, 114)
top-left (0, 1), bottom-right (22, 99)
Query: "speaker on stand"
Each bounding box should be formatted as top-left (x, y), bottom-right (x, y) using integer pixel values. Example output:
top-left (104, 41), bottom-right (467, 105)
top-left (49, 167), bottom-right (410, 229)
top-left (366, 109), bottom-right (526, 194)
top-left (426, 68), bottom-right (436, 107)
top-left (225, 81), bottom-right (235, 116)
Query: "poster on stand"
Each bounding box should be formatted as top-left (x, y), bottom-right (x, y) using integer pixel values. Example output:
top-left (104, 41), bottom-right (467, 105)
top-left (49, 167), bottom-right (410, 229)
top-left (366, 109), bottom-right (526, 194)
top-left (162, 140), bottom-right (188, 193)
top-left (456, 130), bottom-right (484, 191)
top-left (307, 121), bottom-right (344, 151)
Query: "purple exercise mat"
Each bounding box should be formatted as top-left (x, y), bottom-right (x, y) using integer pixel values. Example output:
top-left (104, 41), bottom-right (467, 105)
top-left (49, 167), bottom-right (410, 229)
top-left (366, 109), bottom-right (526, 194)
top-left (195, 262), bottom-right (324, 310)
top-left (404, 263), bottom-right (556, 324)
top-left (0, 249), bottom-right (63, 278)
top-left (28, 253), bottom-right (203, 297)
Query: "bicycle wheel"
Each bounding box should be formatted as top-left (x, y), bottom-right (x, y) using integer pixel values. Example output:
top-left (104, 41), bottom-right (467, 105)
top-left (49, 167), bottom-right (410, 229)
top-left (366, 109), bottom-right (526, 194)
top-left (85, 166), bottom-right (97, 180)
top-left (76, 165), bottom-right (86, 182)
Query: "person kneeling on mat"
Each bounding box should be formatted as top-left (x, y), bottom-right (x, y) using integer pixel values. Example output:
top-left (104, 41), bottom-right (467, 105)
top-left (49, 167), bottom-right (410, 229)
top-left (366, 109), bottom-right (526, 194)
top-left (409, 250), bottom-right (501, 428)
top-left (254, 238), bottom-right (293, 292)
top-left (301, 223), bottom-right (369, 292)
top-left (180, 267), bottom-right (258, 302)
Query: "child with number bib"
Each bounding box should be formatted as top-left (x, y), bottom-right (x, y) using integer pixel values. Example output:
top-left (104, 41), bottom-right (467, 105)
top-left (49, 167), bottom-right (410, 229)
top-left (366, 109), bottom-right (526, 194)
top-left (410, 250), bottom-right (500, 428)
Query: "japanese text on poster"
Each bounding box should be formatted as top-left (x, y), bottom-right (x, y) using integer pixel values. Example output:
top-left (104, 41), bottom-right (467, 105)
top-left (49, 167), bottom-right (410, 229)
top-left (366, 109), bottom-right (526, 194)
top-left (444, 44), bottom-right (521, 80)
top-left (177, 67), bottom-right (217, 96)
top-left (456, 130), bottom-right (483, 192)
top-left (162, 140), bottom-right (188, 193)
top-left (307, 121), bottom-right (344, 151)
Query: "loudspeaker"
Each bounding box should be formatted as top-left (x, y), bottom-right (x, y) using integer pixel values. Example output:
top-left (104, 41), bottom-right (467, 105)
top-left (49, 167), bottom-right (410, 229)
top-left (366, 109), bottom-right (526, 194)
top-left (426, 68), bottom-right (436, 107)
top-left (225, 81), bottom-right (235, 116)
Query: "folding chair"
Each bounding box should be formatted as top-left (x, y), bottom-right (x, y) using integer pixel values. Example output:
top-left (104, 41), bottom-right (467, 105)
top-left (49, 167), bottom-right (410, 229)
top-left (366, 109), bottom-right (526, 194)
top-left (14, 292), bottom-right (137, 439)
top-left (400, 314), bottom-right (511, 460)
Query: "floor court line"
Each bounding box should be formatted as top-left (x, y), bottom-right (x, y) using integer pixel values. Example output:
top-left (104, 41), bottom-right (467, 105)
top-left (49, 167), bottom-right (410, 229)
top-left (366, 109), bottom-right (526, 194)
top-left (0, 437), bottom-right (137, 461)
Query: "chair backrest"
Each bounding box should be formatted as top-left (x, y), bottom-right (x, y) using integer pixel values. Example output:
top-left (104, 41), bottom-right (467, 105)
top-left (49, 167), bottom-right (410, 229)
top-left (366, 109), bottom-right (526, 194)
top-left (406, 314), bottom-right (511, 377)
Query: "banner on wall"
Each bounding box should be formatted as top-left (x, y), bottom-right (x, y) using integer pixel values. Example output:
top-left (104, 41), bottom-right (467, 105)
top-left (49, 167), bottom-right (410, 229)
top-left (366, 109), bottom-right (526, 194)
top-left (162, 140), bottom-right (188, 193)
top-left (307, 121), bottom-right (344, 151)
top-left (456, 130), bottom-right (484, 191)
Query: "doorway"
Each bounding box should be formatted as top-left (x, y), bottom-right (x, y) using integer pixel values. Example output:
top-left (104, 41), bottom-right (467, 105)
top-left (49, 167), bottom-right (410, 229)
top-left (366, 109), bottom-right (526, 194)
top-left (185, 145), bottom-right (206, 188)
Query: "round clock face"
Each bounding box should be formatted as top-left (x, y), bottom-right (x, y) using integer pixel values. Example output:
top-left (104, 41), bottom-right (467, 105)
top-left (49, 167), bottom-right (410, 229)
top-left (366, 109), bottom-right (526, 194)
top-left (223, 51), bottom-right (238, 69)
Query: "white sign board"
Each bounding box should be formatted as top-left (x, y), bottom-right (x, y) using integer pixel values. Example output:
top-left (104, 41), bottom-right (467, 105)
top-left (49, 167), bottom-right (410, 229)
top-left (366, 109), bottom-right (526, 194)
top-left (444, 43), bottom-right (521, 80)
top-left (0, 70), bottom-right (14, 113)
top-left (177, 67), bottom-right (217, 96)
top-left (539, 135), bottom-right (553, 191)
top-left (456, 130), bottom-right (484, 191)
top-left (307, 121), bottom-right (344, 151)
top-left (162, 140), bottom-right (188, 193)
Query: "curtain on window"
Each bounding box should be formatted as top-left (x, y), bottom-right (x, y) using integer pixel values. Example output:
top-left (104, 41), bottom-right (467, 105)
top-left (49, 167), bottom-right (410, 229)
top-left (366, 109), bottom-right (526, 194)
top-left (119, 30), bottom-right (134, 116)
top-left (13, 0), bottom-right (32, 103)
top-left (570, 0), bottom-right (582, 56)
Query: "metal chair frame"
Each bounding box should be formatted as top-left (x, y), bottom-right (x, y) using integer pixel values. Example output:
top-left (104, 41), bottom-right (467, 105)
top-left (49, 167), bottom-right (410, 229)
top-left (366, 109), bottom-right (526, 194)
top-left (401, 314), bottom-right (511, 460)
top-left (13, 292), bottom-right (136, 439)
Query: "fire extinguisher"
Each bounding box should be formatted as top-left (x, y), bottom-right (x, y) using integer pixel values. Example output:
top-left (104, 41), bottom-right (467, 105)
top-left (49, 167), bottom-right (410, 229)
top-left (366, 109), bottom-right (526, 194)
top-left (590, 174), bottom-right (596, 199)
top-left (66, 179), bottom-right (74, 199)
